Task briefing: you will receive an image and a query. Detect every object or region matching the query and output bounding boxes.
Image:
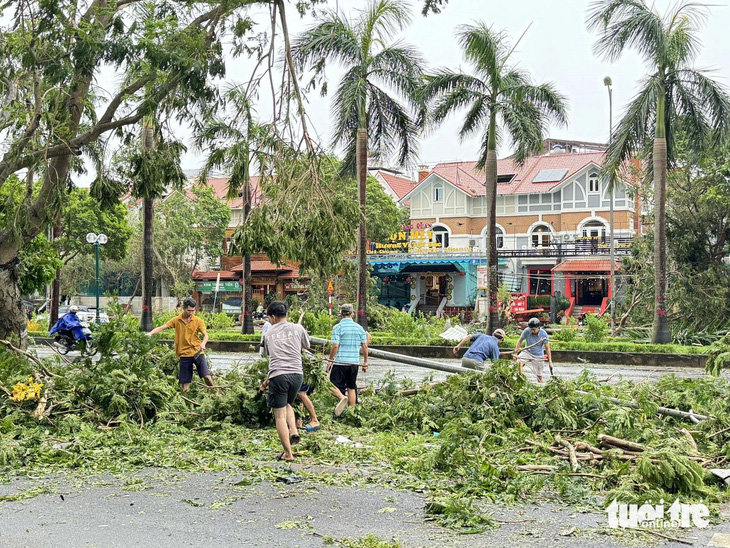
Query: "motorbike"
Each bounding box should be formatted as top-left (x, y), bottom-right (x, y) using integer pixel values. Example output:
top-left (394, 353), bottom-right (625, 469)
top-left (52, 321), bottom-right (97, 356)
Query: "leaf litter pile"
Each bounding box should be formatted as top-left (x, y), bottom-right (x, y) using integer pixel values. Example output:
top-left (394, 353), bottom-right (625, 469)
top-left (3, 312), bottom-right (730, 535)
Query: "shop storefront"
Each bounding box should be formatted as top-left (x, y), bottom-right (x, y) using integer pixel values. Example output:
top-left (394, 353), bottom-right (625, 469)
top-left (552, 259), bottom-right (620, 313)
top-left (194, 279), bottom-right (242, 313)
top-left (371, 256), bottom-right (500, 314)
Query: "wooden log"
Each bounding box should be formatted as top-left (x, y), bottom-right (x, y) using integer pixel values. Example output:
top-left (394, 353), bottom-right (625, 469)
top-left (574, 441), bottom-right (603, 455)
top-left (598, 434), bottom-right (648, 453)
top-left (557, 436), bottom-right (579, 472)
top-left (516, 464), bottom-right (557, 472)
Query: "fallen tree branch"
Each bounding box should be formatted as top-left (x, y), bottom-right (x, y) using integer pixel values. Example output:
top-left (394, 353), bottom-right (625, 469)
top-left (598, 434), bottom-right (647, 452)
top-left (1, 339), bottom-right (55, 377)
top-left (556, 436), bottom-right (579, 472)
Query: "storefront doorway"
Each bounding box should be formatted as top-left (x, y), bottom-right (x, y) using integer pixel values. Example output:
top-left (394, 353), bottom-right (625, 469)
top-left (425, 274), bottom-right (448, 306)
top-left (575, 276), bottom-right (607, 306)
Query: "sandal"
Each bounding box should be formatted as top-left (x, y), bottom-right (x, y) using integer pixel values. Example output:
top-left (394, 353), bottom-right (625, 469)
top-left (290, 434), bottom-right (301, 445)
top-left (305, 424), bottom-right (321, 433)
top-left (276, 452), bottom-right (294, 462)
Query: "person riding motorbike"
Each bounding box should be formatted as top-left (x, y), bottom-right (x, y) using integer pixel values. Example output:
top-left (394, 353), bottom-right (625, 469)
top-left (49, 306), bottom-right (93, 354)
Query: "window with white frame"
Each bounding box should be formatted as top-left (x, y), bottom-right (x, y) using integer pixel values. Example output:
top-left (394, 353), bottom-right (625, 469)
top-left (432, 226), bottom-right (449, 249)
top-left (481, 227), bottom-right (504, 249)
top-left (582, 220), bottom-right (607, 242)
top-left (588, 173), bottom-right (600, 193)
top-left (433, 183), bottom-right (443, 203)
top-left (531, 224), bottom-right (551, 248)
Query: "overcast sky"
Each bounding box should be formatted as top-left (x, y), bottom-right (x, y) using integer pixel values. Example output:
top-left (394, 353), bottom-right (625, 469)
top-left (184, 0), bottom-right (730, 179)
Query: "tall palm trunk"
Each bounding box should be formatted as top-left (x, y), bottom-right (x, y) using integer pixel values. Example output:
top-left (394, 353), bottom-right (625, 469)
top-left (652, 92), bottom-right (671, 343)
top-left (356, 127), bottom-right (368, 329)
top-left (652, 141), bottom-right (671, 343)
top-left (485, 115), bottom-right (499, 332)
top-left (241, 178), bottom-right (254, 334)
top-left (140, 123), bottom-right (155, 332)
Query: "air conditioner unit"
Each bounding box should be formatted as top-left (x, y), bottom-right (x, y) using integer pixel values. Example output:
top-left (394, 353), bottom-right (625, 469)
top-left (562, 234), bottom-right (573, 242)
top-left (468, 239), bottom-right (477, 247)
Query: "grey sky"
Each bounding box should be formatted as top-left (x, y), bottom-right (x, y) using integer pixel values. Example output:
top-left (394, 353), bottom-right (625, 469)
top-left (186, 0), bottom-right (730, 179)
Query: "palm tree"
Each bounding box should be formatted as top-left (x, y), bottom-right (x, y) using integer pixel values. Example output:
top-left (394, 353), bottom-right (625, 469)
top-left (130, 117), bottom-right (187, 331)
top-left (588, 0), bottom-right (730, 343)
top-left (423, 23), bottom-right (567, 332)
top-left (197, 90), bottom-right (276, 334)
top-left (293, 0), bottom-right (424, 329)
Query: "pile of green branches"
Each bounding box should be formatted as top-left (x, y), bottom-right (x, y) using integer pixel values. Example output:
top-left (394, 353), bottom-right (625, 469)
top-left (706, 333), bottom-right (730, 375)
top-left (3, 310), bottom-right (730, 529)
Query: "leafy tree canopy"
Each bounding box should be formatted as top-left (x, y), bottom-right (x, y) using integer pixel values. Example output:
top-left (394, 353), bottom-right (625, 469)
top-left (18, 234), bottom-right (63, 296)
top-left (231, 154), bottom-right (359, 278)
top-left (58, 188), bottom-right (132, 264)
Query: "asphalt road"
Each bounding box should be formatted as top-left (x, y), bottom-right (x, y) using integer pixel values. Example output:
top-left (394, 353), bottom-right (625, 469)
top-left (1, 469), bottom-right (727, 548)
top-left (31, 345), bottom-right (706, 386)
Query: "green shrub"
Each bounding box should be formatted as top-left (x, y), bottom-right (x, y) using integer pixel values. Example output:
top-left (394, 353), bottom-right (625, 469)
top-left (367, 304), bottom-right (399, 331)
top-left (386, 311), bottom-right (419, 338)
top-left (551, 328), bottom-right (577, 342)
top-left (584, 314), bottom-right (609, 343)
top-left (301, 310), bottom-right (338, 337)
top-left (210, 312), bottom-right (234, 330)
top-left (556, 297), bottom-right (571, 314)
top-left (527, 295), bottom-right (551, 309)
top-left (153, 310), bottom-right (178, 327)
top-left (196, 310), bottom-right (213, 328)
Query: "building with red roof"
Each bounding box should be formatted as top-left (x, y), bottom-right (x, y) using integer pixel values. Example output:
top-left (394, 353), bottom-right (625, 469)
top-left (370, 142), bottom-right (641, 319)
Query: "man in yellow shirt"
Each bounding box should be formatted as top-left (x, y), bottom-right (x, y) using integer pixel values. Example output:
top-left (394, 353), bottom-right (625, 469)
top-left (148, 297), bottom-right (214, 391)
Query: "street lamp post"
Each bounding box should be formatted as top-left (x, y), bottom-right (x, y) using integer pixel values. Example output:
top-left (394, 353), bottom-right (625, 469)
top-left (604, 76), bottom-right (616, 336)
top-left (86, 232), bottom-right (108, 324)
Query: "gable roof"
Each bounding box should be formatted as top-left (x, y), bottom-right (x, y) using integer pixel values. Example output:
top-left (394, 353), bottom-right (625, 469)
top-left (186, 176), bottom-right (262, 208)
top-left (372, 170), bottom-right (417, 200)
top-left (402, 152), bottom-right (606, 202)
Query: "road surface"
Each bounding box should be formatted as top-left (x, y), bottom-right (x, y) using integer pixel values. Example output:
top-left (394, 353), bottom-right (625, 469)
top-left (30, 345), bottom-right (705, 385)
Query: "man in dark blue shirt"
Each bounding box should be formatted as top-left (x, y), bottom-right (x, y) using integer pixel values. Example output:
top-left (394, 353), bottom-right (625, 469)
top-left (453, 328), bottom-right (506, 370)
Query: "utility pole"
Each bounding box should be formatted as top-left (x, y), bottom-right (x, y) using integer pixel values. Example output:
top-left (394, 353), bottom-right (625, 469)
top-left (604, 76), bottom-right (616, 336)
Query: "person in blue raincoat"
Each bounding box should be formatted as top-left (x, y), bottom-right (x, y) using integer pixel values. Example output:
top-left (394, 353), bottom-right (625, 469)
top-left (49, 305), bottom-right (83, 340)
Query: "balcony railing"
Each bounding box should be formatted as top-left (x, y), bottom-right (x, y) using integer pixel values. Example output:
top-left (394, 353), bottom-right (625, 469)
top-left (366, 236), bottom-right (635, 262)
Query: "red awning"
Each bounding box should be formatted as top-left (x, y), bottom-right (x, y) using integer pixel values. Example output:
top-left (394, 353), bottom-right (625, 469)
top-left (552, 259), bottom-right (620, 273)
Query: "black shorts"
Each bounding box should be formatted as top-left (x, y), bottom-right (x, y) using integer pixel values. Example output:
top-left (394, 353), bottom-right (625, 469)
top-left (330, 364), bottom-right (359, 393)
top-left (179, 354), bottom-right (210, 384)
top-left (298, 382), bottom-right (314, 396)
top-left (267, 374), bottom-right (303, 409)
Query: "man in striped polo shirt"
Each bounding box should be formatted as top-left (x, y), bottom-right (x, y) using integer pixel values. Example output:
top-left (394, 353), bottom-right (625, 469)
top-left (327, 303), bottom-right (368, 416)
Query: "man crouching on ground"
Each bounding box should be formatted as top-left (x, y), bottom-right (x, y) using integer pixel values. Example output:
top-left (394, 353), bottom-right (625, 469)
top-left (258, 300), bottom-right (310, 462)
top-left (147, 297), bottom-right (214, 392)
top-left (453, 328), bottom-right (505, 370)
